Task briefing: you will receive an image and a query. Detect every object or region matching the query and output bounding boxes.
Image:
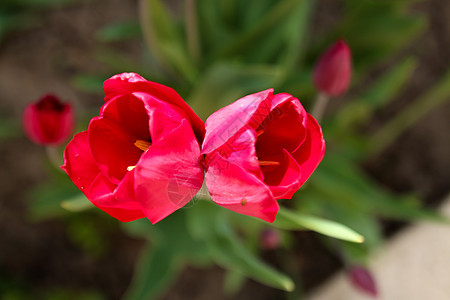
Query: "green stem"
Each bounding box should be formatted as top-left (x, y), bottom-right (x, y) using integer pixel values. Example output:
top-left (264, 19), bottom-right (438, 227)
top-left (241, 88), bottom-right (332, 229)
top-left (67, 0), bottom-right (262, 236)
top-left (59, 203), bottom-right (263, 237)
top-left (185, 0), bottom-right (200, 64)
top-left (46, 146), bottom-right (62, 170)
top-left (368, 70), bottom-right (450, 157)
top-left (311, 92), bottom-right (329, 122)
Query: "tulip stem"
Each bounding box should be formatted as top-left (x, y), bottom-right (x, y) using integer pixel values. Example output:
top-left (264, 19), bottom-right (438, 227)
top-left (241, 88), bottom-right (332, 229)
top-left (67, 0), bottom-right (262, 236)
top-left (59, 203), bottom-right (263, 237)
top-left (46, 146), bottom-right (62, 170)
top-left (185, 0), bottom-right (200, 64)
top-left (311, 92), bottom-right (329, 122)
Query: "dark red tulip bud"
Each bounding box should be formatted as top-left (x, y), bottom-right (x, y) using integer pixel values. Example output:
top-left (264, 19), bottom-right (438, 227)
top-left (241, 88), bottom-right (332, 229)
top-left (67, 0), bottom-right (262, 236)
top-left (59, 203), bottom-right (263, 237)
top-left (348, 265), bottom-right (378, 297)
top-left (22, 94), bottom-right (74, 146)
top-left (260, 228), bottom-right (281, 250)
top-left (313, 40), bottom-right (352, 97)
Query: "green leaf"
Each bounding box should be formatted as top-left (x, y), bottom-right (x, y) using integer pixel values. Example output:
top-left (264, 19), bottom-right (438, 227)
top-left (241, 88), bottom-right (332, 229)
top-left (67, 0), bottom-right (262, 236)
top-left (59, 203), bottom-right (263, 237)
top-left (197, 0), bottom-right (234, 58)
top-left (70, 74), bottom-right (105, 95)
top-left (278, 0), bottom-right (315, 79)
top-left (223, 269), bottom-right (247, 295)
top-left (95, 20), bottom-right (141, 42)
top-left (312, 153), bottom-right (448, 223)
top-left (332, 56), bottom-right (418, 132)
top-left (0, 117), bottom-right (20, 139)
top-left (122, 243), bottom-right (180, 300)
top-left (187, 201), bottom-right (295, 292)
top-left (368, 69), bottom-right (450, 156)
top-left (139, 0), bottom-right (197, 82)
top-left (121, 218), bottom-right (155, 240)
top-left (28, 182), bottom-right (79, 221)
top-left (341, 4), bottom-right (426, 75)
top-left (273, 207), bottom-right (365, 243)
top-left (60, 194), bottom-right (93, 212)
top-left (217, 0), bottom-right (303, 59)
top-left (189, 63), bottom-right (282, 119)
top-left (294, 188), bottom-right (382, 250)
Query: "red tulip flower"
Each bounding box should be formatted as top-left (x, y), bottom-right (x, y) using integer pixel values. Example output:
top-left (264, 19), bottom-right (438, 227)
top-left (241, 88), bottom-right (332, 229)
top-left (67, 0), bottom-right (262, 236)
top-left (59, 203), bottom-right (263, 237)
top-left (313, 40), bottom-right (352, 97)
top-left (202, 89), bottom-right (325, 222)
top-left (61, 73), bottom-right (205, 223)
top-left (23, 94), bottom-right (74, 146)
top-left (348, 265), bottom-right (378, 297)
top-left (260, 228), bottom-right (281, 250)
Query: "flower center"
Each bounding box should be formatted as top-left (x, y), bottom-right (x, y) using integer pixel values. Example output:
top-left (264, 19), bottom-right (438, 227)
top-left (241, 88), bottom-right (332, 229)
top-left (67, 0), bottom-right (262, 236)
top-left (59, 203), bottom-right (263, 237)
top-left (258, 160), bottom-right (280, 166)
top-left (134, 140), bottom-right (151, 152)
top-left (255, 129), bottom-right (280, 167)
top-left (126, 140), bottom-right (152, 172)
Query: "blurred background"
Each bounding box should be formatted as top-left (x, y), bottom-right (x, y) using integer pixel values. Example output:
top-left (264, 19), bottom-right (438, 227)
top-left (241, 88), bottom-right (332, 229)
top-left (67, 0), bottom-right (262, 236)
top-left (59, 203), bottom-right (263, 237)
top-left (0, 0), bottom-right (449, 299)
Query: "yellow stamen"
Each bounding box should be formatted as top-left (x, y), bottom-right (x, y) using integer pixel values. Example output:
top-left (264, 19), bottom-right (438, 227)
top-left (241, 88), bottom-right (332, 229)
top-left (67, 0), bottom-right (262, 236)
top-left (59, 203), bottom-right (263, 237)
top-left (134, 140), bottom-right (151, 152)
top-left (259, 160), bottom-right (280, 166)
top-left (127, 166), bottom-right (136, 171)
top-left (256, 129), bottom-right (264, 137)
top-left (241, 198), bottom-right (247, 206)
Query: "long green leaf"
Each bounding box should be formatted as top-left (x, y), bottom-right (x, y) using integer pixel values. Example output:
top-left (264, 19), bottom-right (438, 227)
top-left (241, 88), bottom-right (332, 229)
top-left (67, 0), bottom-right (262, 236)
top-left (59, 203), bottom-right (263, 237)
top-left (218, 0), bottom-right (302, 58)
top-left (273, 207), bottom-right (365, 243)
top-left (223, 269), bottom-right (247, 295)
top-left (312, 153), bottom-right (448, 223)
top-left (95, 21), bottom-right (141, 42)
top-left (368, 69), bottom-right (450, 156)
top-left (139, 0), bottom-right (196, 82)
top-left (28, 182), bottom-right (80, 221)
top-left (210, 227), bottom-right (295, 292)
top-left (187, 201), bottom-right (294, 292)
top-left (332, 56), bottom-right (417, 131)
top-left (189, 63), bottom-right (282, 119)
top-left (278, 0), bottom-right (315, 79)
top-left (122, 243), bottom-right (180, 300)
top-left (61, 194), bottom-right (93, 212)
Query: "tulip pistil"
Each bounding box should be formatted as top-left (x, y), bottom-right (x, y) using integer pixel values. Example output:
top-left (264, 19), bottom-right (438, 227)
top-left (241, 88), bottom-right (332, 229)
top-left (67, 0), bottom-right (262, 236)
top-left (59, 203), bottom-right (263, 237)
top-left (134, 140), bottom-right (151, 152)
top-left (258, 160), bottom-right (280, 166)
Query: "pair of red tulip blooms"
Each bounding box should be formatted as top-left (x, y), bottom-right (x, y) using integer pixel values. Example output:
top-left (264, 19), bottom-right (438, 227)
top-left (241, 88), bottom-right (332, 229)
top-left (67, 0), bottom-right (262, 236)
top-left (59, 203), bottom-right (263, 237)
top-left (23, 40), bottom-right (352, 224)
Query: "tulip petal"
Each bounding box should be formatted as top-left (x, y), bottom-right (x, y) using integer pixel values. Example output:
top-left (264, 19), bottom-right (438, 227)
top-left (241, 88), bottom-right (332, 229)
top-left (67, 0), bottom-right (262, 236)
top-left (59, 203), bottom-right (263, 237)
top-left (206, 153), bottom-right (279, 223)
top-left (89, 95), bottom-right (150, 184)
top-left (90, 173), bottom-right (146, 222)
top-left (132, 92), bottom-right (189, 144)
top-left (202, 89), bottom-right (275, 154)
top-left (61, 131), bottom-right (100, 198)
top-left (103, 72), bottom-right (205, 142)
top-left (256, 99), bottom-right (307, 158)
top-left (268, 149), bottom-right (302, 199)
top-left (225, 129), bottom-right (263, 179)
top-left (99, 94), bottom-right (151, 141)
top-left (62, 131), bottom-right (145, 222)
top-left (134, 119), bottom-right (203, 224)
top-left (292, 114), bottom-right (326, 185)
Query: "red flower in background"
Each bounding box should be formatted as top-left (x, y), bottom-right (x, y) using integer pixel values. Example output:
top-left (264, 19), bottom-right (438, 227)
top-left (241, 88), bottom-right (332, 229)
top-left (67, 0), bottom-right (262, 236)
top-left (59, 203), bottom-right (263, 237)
top-left (202, 89), bottom-right (325, 222)
top-left (313, 40), bottom-right (352, 97)
top-left (62, 73), bottom-right (205, 223)
top-left (348, 265), bottom-right (378, 297)
top-left (23, 94), bottom-right (74, 146)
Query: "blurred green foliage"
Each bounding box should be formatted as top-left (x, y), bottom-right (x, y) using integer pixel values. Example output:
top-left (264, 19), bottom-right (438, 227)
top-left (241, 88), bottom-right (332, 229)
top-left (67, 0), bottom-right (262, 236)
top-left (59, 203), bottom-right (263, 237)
top-left (12, 0), bottom-right (450, 299)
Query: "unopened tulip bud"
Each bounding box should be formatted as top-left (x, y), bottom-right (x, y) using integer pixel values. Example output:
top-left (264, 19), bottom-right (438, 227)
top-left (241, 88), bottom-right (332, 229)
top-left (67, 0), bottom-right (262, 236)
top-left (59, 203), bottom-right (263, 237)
top-left (23, 94), bottom-right (74, 146)
top-left (348, 265), bottom-right (378, 297)
top-left (313, 40), bottom-right (352, 97)
top-left (260, 228), bottom-right (281, 250)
